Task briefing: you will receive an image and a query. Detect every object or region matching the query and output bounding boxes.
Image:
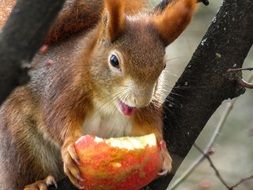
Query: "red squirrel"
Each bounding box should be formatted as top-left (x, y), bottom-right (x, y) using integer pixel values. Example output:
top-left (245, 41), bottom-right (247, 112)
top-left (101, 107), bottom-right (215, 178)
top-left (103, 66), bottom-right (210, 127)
top-left (0, 0), bottom-right (196, 189)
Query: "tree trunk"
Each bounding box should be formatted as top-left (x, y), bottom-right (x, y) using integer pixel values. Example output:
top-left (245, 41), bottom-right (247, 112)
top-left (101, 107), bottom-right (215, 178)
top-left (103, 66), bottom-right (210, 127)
top-left (148, 0), bottom-right (253, 189)
top-left (0, 0), bottom-right (65, 103)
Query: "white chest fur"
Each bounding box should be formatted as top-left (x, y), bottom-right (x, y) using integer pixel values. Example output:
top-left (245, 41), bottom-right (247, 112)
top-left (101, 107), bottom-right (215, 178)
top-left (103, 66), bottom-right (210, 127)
top-left (83, 110), bottom-right (132, 138)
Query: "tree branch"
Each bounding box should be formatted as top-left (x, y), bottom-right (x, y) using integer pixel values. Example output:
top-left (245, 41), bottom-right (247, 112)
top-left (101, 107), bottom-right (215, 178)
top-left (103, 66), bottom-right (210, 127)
top-left (147, 0), bottom-right (253, 189)
top-left (230, 174), bottom-right (253, 189)
top-left (195, 145), bottom-right (253, 190)
top-left (0, 0), bottom-right (65, 104)
top-left (169, 98), bottom-right (236, 189)
top-left (169, 73), bottom-right (253, 189)
top-left (194, 144), bottom-right (231, 189)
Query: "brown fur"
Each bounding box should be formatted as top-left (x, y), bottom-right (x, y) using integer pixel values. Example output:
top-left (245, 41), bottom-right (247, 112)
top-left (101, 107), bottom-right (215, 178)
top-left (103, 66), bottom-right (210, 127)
top-left (0, 0), bottom-right (196, 189)
top-left (103, 0), bottom-right (126, 41)
top-left (152, 0), bottom-right (197, 45)
top-left (0, 87), bottom-right (63, 189)
top-left (47, 0), bottom-right (146, 44)
top-left (0, 0), bottom-right (146, 44)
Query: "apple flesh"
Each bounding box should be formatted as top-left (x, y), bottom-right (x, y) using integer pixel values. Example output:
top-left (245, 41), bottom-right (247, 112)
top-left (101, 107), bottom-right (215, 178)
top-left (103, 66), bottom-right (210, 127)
top-left (74, 134), bottom-right (163, 190)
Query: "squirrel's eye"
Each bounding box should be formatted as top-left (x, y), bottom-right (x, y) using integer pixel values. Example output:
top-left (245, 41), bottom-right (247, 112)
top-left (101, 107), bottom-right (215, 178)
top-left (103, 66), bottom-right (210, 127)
top-left (110, 54), bottom-right (120, 69)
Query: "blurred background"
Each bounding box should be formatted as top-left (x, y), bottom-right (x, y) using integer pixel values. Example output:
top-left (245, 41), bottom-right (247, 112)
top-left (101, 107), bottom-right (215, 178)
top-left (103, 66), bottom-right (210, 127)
top-left (150, 1), bottom-right (253, 190)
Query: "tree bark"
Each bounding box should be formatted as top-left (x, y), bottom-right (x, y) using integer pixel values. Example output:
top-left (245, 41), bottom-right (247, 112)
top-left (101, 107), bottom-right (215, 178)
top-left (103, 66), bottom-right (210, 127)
top-left (0, 0), bottom-right (65, 103)
top-left (148, 0), bottom-right (253, 189)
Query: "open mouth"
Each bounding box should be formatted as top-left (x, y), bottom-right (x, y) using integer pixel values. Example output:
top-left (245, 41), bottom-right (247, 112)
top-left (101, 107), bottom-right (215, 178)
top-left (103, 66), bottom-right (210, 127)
top-left (118, 100), bottom-right (136, 116)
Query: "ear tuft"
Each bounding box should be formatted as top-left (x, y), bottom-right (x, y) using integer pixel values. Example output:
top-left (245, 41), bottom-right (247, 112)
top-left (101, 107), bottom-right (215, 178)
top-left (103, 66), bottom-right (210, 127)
top-left (152, 0), bottom-right (197, 46)
top-left (102, 0), bottom-right (126, 42)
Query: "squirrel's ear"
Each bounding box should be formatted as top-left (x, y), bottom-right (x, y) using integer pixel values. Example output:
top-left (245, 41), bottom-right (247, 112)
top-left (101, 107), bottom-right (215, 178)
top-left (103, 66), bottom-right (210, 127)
top-left (152, 0), bottom-right (197, 46)
top-left (102, 0), bottom-right (126, 42)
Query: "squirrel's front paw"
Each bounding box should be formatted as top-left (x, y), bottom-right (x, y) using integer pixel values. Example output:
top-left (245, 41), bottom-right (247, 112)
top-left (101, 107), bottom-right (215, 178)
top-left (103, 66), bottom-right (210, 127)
top-left (158, 140), bottom-right (172, 176)
top-left (24, 175), bottom-right (57, 190)
top-left (61, 143), bottom-right (84, 189)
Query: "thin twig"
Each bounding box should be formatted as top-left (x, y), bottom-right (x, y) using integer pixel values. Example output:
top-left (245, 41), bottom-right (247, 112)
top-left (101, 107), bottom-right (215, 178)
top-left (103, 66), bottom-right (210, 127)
top-left (227, 67), bottom-right (253, 72)
top-left (195, 144), bottom-right (253, 190)
top-left (169, 99), bottom-right (236, 189)
top-left (169, 73), bottom-right (253, 190)
top-left (227, 67), bottom-right (253, 89)
top-left (194, 144), bottom-right (231, 189)
top-left (168, 153), bottom-right (205, 189)
top-left (237, 78), bottom-right (253, 89)
top-left (230, 174), bottom-right (253, 189)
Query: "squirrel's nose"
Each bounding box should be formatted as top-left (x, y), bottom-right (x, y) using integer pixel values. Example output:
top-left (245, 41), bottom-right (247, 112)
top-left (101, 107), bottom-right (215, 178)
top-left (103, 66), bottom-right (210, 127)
top-left (130, 90), bottom-right (152, 108)
top-left (133, 97), bottom-right (151, 108)
top-left (123, 78), bottom-right (155, 108)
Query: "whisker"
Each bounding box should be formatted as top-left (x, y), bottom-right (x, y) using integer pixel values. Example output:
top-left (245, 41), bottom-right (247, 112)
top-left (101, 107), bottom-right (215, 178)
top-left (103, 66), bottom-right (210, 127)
top-left (161, 69), bottom-right (180, 77)
top-left (164, 56), bottom-right (184, 62)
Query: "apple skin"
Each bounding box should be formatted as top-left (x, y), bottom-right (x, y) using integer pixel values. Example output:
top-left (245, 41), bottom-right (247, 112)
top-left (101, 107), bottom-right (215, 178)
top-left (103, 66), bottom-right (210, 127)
top-left (74, 135), bottom-right (163, 190)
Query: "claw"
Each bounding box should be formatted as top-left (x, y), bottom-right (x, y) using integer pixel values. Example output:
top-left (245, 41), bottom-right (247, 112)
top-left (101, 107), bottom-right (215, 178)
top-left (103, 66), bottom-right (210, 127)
top-left (68, 144), bottom-right (81, 166)
top-left (45, 175), bottom-right (58, 188)
top-left (24, 175), bottom-right (57, 190)
top-left (158, 169), bottom-right (168, 176)
top-left (159, 140), bottom-right (172, 175)
top-left (62, 143), bottom-right (84, 189)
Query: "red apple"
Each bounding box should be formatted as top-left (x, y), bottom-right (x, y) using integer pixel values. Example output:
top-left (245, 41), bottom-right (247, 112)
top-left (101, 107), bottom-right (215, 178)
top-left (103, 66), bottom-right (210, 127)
top-left (74, 134), bottom-right (162, 190)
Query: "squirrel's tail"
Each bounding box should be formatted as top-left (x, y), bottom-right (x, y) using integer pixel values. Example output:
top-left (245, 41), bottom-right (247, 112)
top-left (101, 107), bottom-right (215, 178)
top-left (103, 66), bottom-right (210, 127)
top-left (0, 0), bottom-right (146, 45)
top-left (45, 0), bottom-right (146, 45)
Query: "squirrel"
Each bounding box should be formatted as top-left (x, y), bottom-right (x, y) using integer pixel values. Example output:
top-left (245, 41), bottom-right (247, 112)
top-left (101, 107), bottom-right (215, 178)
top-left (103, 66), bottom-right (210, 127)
top-left (0, 0), bottom-right (196, 189)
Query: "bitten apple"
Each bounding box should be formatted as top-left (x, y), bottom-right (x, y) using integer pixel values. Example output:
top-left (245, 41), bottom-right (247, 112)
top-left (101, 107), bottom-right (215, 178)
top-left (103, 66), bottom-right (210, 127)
top-left (74, 134), bottom-right (163, 190)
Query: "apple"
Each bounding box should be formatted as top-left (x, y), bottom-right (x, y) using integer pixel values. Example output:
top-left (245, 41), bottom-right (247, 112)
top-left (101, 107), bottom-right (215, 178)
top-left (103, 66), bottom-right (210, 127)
top-left (74, 134), bottom-right (162, 190)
